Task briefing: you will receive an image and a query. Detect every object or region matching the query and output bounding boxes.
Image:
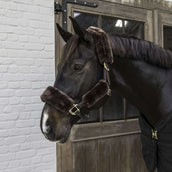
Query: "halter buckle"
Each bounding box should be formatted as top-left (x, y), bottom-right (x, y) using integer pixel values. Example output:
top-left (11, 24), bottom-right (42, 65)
top-left (69, 104), bottom-right (80, 116)
top-left (152, 130), bottom-right (158, 140)
top-left (107, 88), bottom-right (111, 96)
top-left (104, 62), bottom-right (110, 72)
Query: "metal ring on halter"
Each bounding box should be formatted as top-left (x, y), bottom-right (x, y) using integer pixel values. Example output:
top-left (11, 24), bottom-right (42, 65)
top-left (107, 88), bottom-right (111, 96)
top-left (68, 104), bottom-right (80, 116)
top-left (104, 62), bottom-right (110, 71)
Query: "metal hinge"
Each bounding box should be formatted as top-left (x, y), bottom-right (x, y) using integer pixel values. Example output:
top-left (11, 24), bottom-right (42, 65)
top-left (54, 2), bottom-right (62, 14)
top-left (54, 0), bottom-right (98, 29)
top-left (152, 129), bottom-right (158, 140)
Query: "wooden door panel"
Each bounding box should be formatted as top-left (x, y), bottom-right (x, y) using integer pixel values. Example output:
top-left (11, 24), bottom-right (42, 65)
top-left (84, 141), bottom-right (98, 172)
top-left (70, 134), bottom-right (148, 172)
top-left (97, 139), bottom-right (111, 172)
top-left (73, 142), bottom-right (85, 172)
top-left (73, 140), bottom-right (98, 172)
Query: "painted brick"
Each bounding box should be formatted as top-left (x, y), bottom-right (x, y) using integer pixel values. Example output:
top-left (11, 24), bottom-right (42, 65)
top-left (0, 33), bottom-right (7, 40)
top-left (19, 81), bottom-right (32, 89)
top-left (15, 150), bottom-right (36, 159)
top-left (9, 97), bottom-right (20, 105)
top-left (0, 113), bottom-right (19, 121)
top-left (16, 119), bottom-right (35, 128)
top-left (8, 34), bottom-right (18, 41)
top-left (18, 35), bottom-right (28, 42)
top-left (9, 144), bottom-right (20, 153)
top-left (4, 136), bottom-right (26, 145)
top-left (0, 81), bottom-right (8, 89)
top-left (0, 98), bottom-right (9, 105)
top-left (19, 112), bottom-right (30, 120)
top-left (0, 0), bottom-right (56, 171)
top-left (0, 130), bottom-right (9, 137)
top-left (26, 133), bottom-right (43, 142)
top-left (0, 146), bottom-right (8, 154)
top-left (8, 82), bottom-right (19, 89)
top-left (8, 65), bottom-right (18, 73)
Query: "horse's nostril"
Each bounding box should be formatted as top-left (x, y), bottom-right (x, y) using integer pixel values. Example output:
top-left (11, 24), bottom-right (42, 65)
top-left (45, 121), bottom-right (53, 134)
top-left (43, 123), bottom-right (56, 141)
top-left (46, 124), bottom-right (51, 134)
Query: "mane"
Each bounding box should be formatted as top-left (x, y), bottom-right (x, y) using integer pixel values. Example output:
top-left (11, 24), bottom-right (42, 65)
top-left (59, 32), bottom-right (172, 69)
top-left (110, 34), bottom-right (172, 69)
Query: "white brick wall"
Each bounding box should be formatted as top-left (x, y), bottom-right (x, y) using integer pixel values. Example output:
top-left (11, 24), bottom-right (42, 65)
top-left (0, 0), bottom-right (56, 171)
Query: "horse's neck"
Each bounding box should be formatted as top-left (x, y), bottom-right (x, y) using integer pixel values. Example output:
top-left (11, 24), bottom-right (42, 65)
top-left (110, 57), bottom-right (172, 126)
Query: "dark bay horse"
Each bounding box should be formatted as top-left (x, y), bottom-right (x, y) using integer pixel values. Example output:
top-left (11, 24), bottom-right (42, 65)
top-left (40, 17), bottom-right (172, 172)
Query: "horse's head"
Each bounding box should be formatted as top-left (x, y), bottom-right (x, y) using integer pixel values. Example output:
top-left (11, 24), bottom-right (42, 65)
top-left (41, 19), bottom-right (103, 142)
top-left (40, 17), bottom-right (109, 143)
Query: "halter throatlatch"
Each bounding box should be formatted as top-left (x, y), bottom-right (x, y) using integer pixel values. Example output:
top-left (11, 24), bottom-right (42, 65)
top-left (41, 27), bottom-right (113, 118)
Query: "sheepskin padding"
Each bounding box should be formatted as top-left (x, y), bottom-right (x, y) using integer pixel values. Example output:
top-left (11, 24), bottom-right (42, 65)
top-left (40, 86), bottom-right (74, 114)
top-left (87, 26), bottom-right (113, 65)
top-left (41, 80), bottom-right (109, 115)
top-left (82, 80), bottom-right (109, 108)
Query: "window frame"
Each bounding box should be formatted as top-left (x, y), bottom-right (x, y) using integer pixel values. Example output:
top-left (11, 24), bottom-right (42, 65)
top-left (67, 1), bottom-right (153, 41)
top-left (154, 11), bottom-right (172, 47)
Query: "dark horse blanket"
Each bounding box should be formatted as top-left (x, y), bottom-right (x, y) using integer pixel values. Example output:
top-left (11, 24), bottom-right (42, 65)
top-left (139, 113), bottom-right (172, 172)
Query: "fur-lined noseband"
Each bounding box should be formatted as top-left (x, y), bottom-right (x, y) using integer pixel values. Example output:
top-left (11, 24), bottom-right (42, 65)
top-left (41, 80), bottom-right (110, 117)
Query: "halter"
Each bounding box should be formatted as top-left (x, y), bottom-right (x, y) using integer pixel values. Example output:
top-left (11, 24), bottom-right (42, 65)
top-left (40, 27), bottom-right (113, 118)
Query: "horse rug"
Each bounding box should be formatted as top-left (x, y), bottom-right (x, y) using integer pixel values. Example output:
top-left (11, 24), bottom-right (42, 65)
top-left (139, 113), bottom-right (172, 172)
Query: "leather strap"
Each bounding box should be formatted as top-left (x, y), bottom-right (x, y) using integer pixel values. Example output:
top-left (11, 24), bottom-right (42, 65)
top-left (41, 79), bottom-right (110, 118)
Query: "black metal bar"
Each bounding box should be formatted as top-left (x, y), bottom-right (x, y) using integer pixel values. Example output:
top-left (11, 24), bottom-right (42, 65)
top-left (55, 0), bottom-right (98, 30)
top-left (54, 2), bottom-right (62, 14)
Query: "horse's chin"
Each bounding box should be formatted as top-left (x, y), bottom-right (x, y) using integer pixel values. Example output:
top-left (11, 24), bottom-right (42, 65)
top-left (43, 125), bottom-right (71, 144)
top-left (58, 127), bottom-right (71, 143)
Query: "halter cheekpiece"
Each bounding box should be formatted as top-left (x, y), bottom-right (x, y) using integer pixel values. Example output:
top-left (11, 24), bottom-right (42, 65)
top-left (41, 26), bottom-right (113, 118)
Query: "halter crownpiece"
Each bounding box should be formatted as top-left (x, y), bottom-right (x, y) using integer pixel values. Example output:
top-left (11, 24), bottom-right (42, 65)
top-left (41, 26), bottom-right (113, 118)
top-left (87, 26), bottom-right (113, 86)
top-left (87, 26), bottom-right (113, 65)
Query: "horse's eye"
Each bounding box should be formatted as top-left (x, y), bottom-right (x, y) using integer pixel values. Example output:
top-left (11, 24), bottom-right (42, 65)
top-left (72, 63), bottom-right (84, 71)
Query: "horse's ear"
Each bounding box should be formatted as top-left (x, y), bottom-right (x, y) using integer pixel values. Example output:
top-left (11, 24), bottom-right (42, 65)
top-left (69, 16), bottom-right (91, 42)
top-left (56, 23), bottom-right (73, 42)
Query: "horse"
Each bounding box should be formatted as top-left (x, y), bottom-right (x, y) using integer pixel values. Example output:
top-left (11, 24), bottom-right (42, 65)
top-left (40, 17), bottom-right (172, 172)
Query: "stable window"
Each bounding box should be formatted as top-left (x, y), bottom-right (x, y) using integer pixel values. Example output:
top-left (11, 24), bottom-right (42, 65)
top-left (74, 12), bottom-right (144, 39)
top-left (163, 25), bottom-right (172, 51)
top-left (155, 12), bottom-right (172, 49)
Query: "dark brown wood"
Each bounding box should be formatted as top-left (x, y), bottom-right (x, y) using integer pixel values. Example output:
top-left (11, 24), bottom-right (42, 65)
top-left (68, 140), bottom-right (99, 172)
top-left (97, 138), bottom-right (111, 172)
top-left (73, 142), bottom-right (85, 172)
top-left (70, 119), bottom-right (140, 142)
top-left (84, 140), bottom-right (98, 172)
top-left (61, 141), bottom-right (73, 172)
top-left (57, 131), bottom-right (148, 172)
top-left (106, 0), bottom-right (172, 13)
top-left (155, 12), bottom-right (172, 47)
top-left (56, 119), bottom-right (148, 172)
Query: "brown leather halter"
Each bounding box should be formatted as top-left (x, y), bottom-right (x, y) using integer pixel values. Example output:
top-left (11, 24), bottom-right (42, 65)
top-left (40, 27), bottom-right (113, 118)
